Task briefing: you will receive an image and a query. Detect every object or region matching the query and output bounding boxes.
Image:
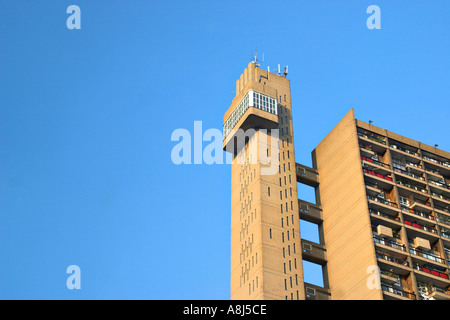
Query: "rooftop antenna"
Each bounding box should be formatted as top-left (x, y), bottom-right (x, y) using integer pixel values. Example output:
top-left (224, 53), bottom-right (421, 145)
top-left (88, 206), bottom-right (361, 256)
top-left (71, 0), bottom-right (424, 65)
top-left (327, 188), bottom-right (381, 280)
top-left (369, 120), bottom-right (373, 125)
top-left (283, 65), bottom-right (288, 77)
top-left (251, 47), bottom-right (264, 67)
top-left (434, 144), bottom-right (439, 148)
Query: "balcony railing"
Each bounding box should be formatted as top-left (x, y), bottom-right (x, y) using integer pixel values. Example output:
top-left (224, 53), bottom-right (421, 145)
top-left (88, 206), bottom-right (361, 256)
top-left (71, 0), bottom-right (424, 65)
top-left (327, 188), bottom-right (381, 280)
top-left (437, 213), bottom-right (450, 226)
top-left (390, 144), bottom-right (420, 157)
top-left (396, 179), bottom-right (428, 194)
top-left (423, 156), bottom-right (450, 168)
top-left (358, 131), bottom-right (387, 145)
top-left (381, 284), bottom-right (416, 299)
top-left (364, 169), bottom-right (393, 182)
top-left (434, 204), bottom-right (450, 214)
top-left (430, 286), bottom-right (450, 296)
top-left (414, 264), bottom-right (449, 279)
top-left (404, 209), bottom-right (434, 221)
top-left (429, 179), bottom-right (450, 190)
top-left (367, 195), bottom-right (398, 208)
top-left (432, 192), bottom-right (450, 203)
top-left (393, 168), bottom-right (424, 181)
top-left (409, 247), bottom-right (444, 264)
top-left (404, 220), bottom-right (437, 234)
top-left (373, 235), bottom-right (406, 251)
top-left (380, 269), bottom-right (401, 282)
top-left (425, 166), bottom-right (444, 177)
top-left (366, 181), bottom-right (382, 190)
top-left (441, 227), bottom-right (450, 239)
top-left (411, 198), bottom-right (432, 209)
top-left (361, 156), bottom-right (390, 168)
top-left (369, 208), bottom-right (401, 222)
top-left (377, 251), bottom-right (409, 267)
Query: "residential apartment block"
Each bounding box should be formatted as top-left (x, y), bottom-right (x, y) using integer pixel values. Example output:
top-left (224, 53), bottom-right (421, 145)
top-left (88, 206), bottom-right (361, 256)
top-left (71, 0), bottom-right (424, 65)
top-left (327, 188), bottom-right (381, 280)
top-left (223, 61), bottom-right (450, 300)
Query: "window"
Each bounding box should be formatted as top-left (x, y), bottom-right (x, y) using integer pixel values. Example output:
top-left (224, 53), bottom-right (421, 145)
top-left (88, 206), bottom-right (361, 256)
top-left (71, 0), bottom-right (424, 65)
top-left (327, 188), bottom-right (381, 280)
top-left (223, 90), bottom-right (277, 139)
top-left (268, 187), bottom-right (270, 196)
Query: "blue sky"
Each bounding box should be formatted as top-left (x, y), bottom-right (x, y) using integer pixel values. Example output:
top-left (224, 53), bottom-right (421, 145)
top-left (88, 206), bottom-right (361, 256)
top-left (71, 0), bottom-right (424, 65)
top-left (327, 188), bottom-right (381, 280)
top-left (0, 0), bottom-right (449, 299)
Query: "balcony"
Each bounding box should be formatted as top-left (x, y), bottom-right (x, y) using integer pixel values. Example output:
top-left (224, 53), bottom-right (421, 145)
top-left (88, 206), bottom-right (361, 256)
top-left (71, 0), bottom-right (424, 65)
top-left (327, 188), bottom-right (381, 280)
top-left (409, 198), bottom-right (433, 212)
top-left (390, 143), bottom-right (420, 158)
top-left (357, 130), bottom-right (387, 145)
top-left (409, 246), bottom-right (445, 265)
top-left (396, 178), bottom-right (428, 195)
top-left (427, 286), bottom-right (450, 300)
top-left (367, 195), bottom-right (399, 213)
top-left (404, 219), bottom-right (438, 235)
top-left (373, 235), bottom-right (406, 252)
top-left (369, 207), bottom-right (401, 226)
top-left (429, 180), bottom-right (450, 198)
top-left (434, 203), bottom-right (450, 215)
top-left (361, 156), bottom-right (391, 175)
top-left (380, 269), bottom-right (402, 285)
top-left (437, 213), bottom-right (450, 227)
top-left (403, 209), bottom-right (434, 222)
top-left (431, 192), bottom-right (450, 204)
top-left (360, 143), bottom-right (377, 157)
top-left (381, 283), bottom-right (416, 300)
top-left (414, 264), bottom-right (449, 280)
top-left (441, 227), bottom-right (450, 241)
top-left (423, 155), bottom-right (450, 169)
top-left (364, 168), bottom-right (393, 183)
top-left (423, 156), bottom-right (450, 176)
top-left (377, 251), bottom-right (409, 267)
top-left (393, 167), bottom-right (425, 182)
